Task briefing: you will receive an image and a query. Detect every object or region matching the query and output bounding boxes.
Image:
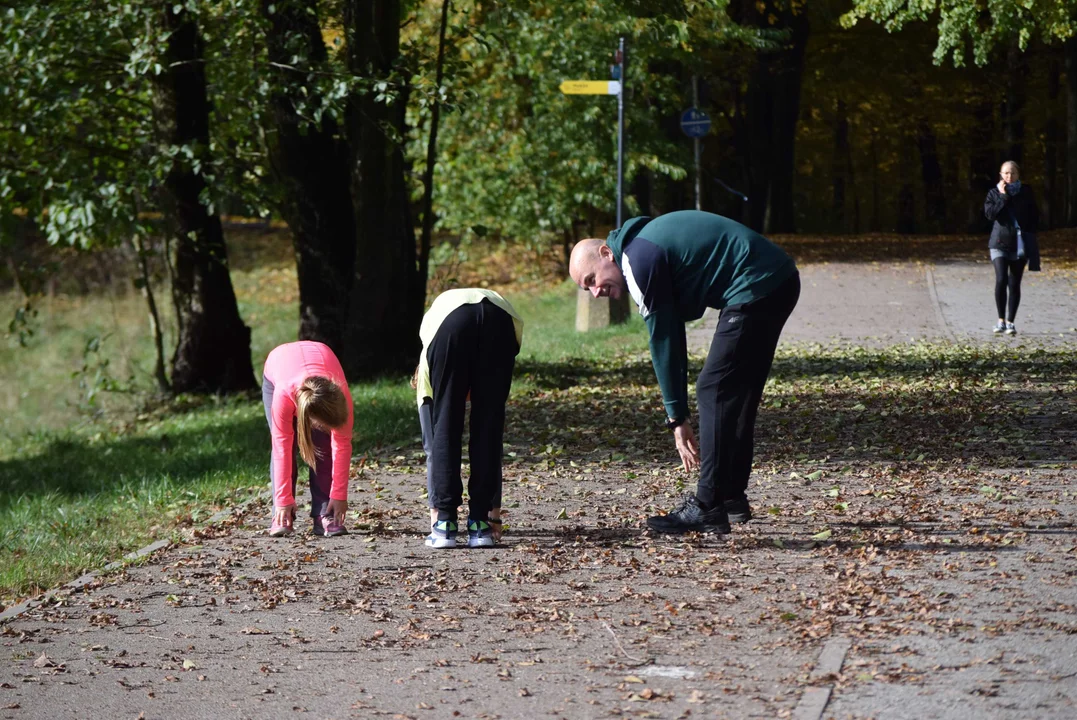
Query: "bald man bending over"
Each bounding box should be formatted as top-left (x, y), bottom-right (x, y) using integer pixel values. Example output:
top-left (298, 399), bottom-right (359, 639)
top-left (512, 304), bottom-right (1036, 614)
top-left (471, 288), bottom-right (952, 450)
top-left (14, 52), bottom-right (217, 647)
top-left (570, 210), bottom-right (800, 534)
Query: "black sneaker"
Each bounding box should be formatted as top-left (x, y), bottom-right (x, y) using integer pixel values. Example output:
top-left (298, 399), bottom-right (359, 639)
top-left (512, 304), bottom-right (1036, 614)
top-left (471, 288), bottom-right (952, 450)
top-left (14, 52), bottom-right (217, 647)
top-left (646, 495), bottom-right (731, 535)
top-left (723, 496), bottom-right (753, 524)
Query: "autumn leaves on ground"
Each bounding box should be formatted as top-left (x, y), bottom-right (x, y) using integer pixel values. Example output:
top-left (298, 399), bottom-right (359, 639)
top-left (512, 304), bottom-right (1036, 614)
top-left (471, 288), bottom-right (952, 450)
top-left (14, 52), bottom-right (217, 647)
top-left (2, 234), bottom-right (1076, 717)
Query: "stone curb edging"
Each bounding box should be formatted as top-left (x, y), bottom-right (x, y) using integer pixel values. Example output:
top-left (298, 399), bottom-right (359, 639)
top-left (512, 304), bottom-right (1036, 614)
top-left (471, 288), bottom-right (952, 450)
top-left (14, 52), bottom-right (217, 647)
top-left (925, 266), bottom-right (958, 343)
top-left (793, 636), bottom-right (852, 720)
top-left (0, 489), bottom-right (270, 625)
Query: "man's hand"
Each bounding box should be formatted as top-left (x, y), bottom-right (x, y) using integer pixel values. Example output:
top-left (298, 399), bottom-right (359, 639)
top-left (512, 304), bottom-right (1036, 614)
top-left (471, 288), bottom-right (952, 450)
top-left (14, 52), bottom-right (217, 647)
top-left (326, 498), bottom-right (348, 523)
top-left (272, 503), bottom-right (296, 529)
top-left (997, 180), bottom-right (1007, 194)
top-left (673, 423), bottom-right (700, 472)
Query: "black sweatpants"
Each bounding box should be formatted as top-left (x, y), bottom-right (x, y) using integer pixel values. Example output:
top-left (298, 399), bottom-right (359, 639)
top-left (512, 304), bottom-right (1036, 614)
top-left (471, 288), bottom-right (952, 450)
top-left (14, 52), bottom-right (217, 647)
top-left (419, 300), bottom-right (518, 518)
top-left (992, 256), bottom-right (1027, 321)
top-left (695, 272), bottom-right (800, 508)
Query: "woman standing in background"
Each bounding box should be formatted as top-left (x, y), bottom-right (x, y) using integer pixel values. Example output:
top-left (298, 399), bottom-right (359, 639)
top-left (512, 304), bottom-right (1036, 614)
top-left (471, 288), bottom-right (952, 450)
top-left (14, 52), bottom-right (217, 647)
top-left (984, 161), bottom-right (1040, 336)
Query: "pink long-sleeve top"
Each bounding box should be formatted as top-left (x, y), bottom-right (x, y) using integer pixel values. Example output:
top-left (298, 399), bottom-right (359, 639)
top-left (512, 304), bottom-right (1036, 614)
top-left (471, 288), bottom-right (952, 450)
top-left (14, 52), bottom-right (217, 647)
top-left (263, 341), bottom-right (354, 507)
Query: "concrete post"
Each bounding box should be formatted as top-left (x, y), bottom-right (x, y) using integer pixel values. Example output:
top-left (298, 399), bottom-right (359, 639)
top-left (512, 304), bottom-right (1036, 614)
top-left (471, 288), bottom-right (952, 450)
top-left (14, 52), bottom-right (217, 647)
top-left (576, 288), bottom-right (630, 332)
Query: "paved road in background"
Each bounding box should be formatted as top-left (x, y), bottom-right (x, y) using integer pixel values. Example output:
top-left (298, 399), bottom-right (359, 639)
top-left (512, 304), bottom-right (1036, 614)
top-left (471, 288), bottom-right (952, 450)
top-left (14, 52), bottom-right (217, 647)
top-left (689, 260), bottom-right (1077, 350)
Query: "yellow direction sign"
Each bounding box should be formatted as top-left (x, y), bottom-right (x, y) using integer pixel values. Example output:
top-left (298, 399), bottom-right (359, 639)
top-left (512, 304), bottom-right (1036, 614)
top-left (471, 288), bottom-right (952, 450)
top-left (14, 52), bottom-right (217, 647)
top-left (559, 80), bottom-right (621, 95)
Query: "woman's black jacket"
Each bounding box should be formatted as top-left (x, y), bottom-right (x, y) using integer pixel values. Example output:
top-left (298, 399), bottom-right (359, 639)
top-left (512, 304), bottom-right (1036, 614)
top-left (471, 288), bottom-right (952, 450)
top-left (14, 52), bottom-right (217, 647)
top-left (984, 185), bottom-right (1040, 271)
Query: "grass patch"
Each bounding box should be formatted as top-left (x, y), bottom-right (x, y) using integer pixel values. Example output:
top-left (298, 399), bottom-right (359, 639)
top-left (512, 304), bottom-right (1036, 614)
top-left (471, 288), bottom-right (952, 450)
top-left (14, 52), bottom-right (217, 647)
top-left (511, 279), bottom-right (647, 364)
top-left (1, 289), bottom-right (157, 438)
top-left (0, 397), bottom-right (265, 602)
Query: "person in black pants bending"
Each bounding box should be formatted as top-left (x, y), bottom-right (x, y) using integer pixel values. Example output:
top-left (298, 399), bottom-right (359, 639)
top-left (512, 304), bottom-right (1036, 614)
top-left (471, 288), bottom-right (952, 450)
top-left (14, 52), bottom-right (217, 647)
top-left (984, 161), bottom-right (1041, 336)
top-left (569, 211), bottom-right (799, 535)
top-left (413, 289), bottom-right (523, 549)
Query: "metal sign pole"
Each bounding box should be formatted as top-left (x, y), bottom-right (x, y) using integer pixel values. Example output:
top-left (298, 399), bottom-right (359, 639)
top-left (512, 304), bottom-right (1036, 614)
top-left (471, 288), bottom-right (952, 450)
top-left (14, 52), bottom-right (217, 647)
top-left (565, 37), bottom-right (630, 330)
top-left (616, 37), bottom-right (626, 228)
top-left (692, 75), bottom-right (701, 211)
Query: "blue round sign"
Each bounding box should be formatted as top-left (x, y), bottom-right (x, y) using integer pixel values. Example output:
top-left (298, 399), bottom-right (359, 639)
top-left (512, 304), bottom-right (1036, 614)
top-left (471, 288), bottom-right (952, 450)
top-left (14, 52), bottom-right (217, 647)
top-left (680, 107), bottom-right (711, 138)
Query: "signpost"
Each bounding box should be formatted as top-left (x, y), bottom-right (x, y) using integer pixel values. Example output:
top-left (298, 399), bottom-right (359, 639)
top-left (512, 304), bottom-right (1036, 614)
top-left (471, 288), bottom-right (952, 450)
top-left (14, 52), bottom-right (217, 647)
top-left (681, 76), bottom-right (711, 210)
top-left (615, 37), bottom-right (625, 229)
top-left (559, 80), bottom-right (621, 95)
top-left (562, 37), bottom-right (630, 330)
top-left (679, 106), bottom-right (711, 137)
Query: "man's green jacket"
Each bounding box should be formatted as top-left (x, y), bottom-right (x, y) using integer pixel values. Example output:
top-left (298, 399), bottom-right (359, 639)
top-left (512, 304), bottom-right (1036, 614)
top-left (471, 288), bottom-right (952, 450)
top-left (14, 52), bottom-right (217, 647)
top-left (606, 210), bottom-right (797, 421)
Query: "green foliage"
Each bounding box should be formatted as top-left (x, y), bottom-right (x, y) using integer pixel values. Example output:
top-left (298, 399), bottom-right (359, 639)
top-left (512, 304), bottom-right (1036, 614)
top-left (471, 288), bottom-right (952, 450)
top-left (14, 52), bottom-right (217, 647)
top-left (0, 1), bottom-right (276, 249)
top-left (407, 0), bottom-right (753, 244)
top-left (7, 300), bottom-right (37, 348)
top-left (71, 333), bottom-right (136, 419)
top-left (0, 3), bottom-right (172, 247)
top-left (841, 0), bottom-right (1077, 66)
top-left (1, 0), bottom-right (762, 256)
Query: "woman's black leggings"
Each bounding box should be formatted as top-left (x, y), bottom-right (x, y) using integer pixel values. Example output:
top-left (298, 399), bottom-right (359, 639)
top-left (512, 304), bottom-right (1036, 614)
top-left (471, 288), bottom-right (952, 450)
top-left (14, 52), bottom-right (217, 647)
top-left (993, 256), bottom-right (1027, 321)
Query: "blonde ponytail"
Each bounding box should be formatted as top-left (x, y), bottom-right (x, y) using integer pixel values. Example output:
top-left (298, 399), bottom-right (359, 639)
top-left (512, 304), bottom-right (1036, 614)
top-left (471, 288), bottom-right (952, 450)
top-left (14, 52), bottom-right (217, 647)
top-left (295, 376), bottom-right (349, 467)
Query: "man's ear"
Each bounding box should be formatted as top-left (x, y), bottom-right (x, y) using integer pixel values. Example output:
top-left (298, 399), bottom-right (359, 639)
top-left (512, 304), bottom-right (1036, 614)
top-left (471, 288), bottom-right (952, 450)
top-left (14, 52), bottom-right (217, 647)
top-left (598, 244), bottom-right (614, 261)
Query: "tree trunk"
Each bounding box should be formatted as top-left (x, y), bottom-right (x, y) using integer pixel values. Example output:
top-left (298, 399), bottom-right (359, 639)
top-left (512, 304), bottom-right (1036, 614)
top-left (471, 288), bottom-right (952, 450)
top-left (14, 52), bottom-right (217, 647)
top-left (868, 127), bottom-right (881, 232)
top-left (562, 228), bottom-right (573, 277)
top-left (1043, 58), bottom-right (1061, 229)
top-left (726, 86), bottom-right (749, 226)
top-left (966, 97), bottom-right (995, 232)
top-left (764, 8), bottom-right (808, 234)
top-left (1065, 37), bottom-right (1077, 226)
top-left (943, 151), bottom-right (958, 234)
top-left (742, 46), bottom-right (773, 231)
top-left (154, 4), bottom-right (255, 394)
top-left (418, 0), bottom-right (452, 290)
top-left (132, 233), bottom-right (170, 394)
top-left (736, 0), bottom-right (806, 234)
top-left (342, 0), bottom-right (423, 378)
top-left (917, 119), bottom-right (947, 233)
top-left (262, 0), bottom-right (356, 354)
top-left (896, 182), bottom-right (915, 234)
top-left (1003, 43), bottom-right (1027, 165)
top-left (846, 123), bottom-right (861, 234)
top-left (831, 99), bottom-right (848, 232)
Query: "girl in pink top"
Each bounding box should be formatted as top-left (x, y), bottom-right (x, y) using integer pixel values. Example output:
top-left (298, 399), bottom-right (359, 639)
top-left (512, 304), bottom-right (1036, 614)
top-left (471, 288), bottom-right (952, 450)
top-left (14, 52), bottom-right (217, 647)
top-left (262, 341), bottom-right (354, 537)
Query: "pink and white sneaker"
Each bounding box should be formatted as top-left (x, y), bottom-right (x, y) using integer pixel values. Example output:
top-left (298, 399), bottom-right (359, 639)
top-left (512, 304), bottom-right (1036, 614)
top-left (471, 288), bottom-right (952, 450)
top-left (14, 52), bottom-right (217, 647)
top-left (313, 514), bottom-right (348, 537)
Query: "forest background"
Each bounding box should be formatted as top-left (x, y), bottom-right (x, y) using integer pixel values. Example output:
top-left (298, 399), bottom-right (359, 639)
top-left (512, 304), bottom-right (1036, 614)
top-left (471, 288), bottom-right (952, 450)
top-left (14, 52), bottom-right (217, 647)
top-left (2, 0), bottom-right (1075, 393)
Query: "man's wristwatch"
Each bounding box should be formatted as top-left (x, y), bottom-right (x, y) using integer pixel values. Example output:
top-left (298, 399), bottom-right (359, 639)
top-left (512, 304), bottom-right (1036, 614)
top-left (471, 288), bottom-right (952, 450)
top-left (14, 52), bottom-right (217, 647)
top-left (665, 416), bottom-right (686, 431)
